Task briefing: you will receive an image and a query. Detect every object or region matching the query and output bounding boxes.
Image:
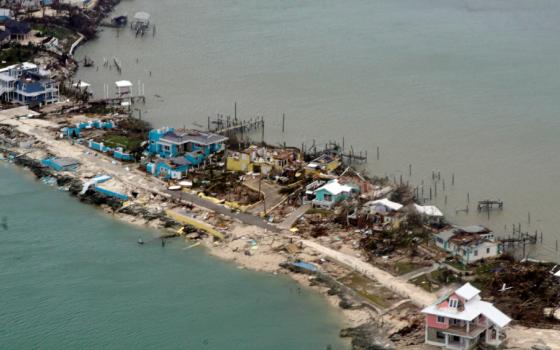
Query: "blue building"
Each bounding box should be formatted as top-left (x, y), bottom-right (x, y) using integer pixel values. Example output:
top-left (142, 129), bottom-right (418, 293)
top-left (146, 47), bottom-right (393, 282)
top-left (146, 158), bottom-right (191, 179)
top-left (42, 157), bottom-right (80, 172)
top-left (148, 128), bottom-right (227, 159)
top-left (0, 62), bottom-right (59, 106)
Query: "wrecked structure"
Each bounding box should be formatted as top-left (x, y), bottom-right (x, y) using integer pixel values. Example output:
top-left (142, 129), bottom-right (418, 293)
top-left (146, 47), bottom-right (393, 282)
top-left (434, 226), bottom-right (501, 265)
top-left (226, 145), bottom-right (302, 176)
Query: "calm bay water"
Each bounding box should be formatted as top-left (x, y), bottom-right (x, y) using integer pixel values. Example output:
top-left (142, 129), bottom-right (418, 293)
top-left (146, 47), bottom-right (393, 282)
top-left (75, 0), bottom-right (560, 261)
top-left (0, 164), bottom-right (348, 349)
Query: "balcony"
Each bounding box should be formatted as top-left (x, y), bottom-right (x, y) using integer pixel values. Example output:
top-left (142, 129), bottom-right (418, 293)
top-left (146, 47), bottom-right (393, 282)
top-left (445, 323), bottom-right (487, 338)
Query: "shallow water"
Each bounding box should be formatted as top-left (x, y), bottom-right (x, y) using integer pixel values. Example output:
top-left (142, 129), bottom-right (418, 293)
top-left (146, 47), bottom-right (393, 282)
top-left (0, 164), bottom-right (348, 349)
top-left (75, 0), bottom-right (560, 261)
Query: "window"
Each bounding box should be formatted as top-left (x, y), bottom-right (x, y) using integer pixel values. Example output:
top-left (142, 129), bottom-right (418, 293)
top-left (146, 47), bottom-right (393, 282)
top-left (474, 250), bottom-right (478, 256)
top-left (437, 316), bottom-right (445, 323)
top-left (486, 247), bottom-right (491, 254)
top-left (163, 145), bottom-right (170, 151)
top-left (436, 332), bottom-right (445, 340)
top-left (324, 194), bottom-right (332, 202)
top-left (449, 299), bottom-right (458, 308)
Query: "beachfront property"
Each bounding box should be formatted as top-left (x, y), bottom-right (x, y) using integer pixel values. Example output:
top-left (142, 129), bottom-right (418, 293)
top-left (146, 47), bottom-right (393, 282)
top-left (226, 145), bottom-right (302, 175)
top-left (145, 127), bottom-right (227, 179)
top-left (304, 153), bottom-right (341, 175)
top-left (422, 283), bottom-right (511, 349)
top-left (434, 226), bottom-right (501, 265)
top-left (311, 179), bottom-right (358, 209)
top-left (148, 127), bottom-right (227, 158)
top-left (41, 157), bottom-right (79, 172)
top-left (0, 62), bottom-right (59, 106)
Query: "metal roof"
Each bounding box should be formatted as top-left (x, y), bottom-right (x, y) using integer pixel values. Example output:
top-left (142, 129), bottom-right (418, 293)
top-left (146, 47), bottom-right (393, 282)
top-left (455, 283), bottom-right (480, 300)
top-left (160, 130), bottom-right (228, 146)
top-left (53, 157), bottom-right (79, 167)
top-left (434, 229), bottom-right (455, 242)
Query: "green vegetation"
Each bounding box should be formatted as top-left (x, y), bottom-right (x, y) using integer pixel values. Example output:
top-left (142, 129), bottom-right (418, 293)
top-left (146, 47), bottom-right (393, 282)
top-left (0, 45), bottom-right (38, 68)
top-left (33, 24), bottom-right (75, 41)
top-left (394, 261), bottom-right (424, 276)
top-left (410, 273), bottom-right (441, 293)
top-left (102, 134), bottom-right (143, 151)
top-left (340, 272), bottom-right (392, 309)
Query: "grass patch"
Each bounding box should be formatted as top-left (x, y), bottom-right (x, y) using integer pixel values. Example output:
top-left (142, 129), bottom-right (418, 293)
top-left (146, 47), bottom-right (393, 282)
top-left (102, 134), bottom-right (142, 150)
top-left (340, 272), bottom-right (391, 309)
top-left (33, 24), bottom-right (75, 41)
top-left (410, 273), bottom-right (441, 293)
top-left (394, 261), bottom-right (424, 276)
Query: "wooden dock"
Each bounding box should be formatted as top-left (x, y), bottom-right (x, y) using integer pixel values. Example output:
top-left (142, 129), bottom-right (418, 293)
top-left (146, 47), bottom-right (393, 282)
top-left (477, 200), bottom-right (503, 211)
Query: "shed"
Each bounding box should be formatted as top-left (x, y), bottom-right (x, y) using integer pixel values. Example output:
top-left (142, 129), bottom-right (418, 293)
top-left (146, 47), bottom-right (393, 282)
top-left (42, 157), bottom-right (80, 172)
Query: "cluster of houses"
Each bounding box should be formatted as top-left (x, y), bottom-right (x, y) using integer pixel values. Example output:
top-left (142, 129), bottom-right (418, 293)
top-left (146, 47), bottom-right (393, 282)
top-left (0, 62), bottom-right (59, 106)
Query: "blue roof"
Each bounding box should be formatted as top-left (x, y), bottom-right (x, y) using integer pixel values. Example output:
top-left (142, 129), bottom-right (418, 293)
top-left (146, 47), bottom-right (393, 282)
top-left (291, 261), bottom-right (318, 272)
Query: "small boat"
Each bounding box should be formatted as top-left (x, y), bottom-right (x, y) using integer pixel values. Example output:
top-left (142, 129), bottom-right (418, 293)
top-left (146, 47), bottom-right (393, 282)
top-left (137, 238), bottom-right (144, 245)
top-left (168, 185), bottom-right (181, 191)
top-left (111, 14), bottom-right (128, 27)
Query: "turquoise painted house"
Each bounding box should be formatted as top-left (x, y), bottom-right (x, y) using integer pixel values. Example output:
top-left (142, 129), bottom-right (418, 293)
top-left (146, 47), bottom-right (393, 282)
top-left (146, 158), bottom-right (191, 179)
top-left (311, 179), bottom-right (358, 209)
top-left (148, 127), bottom-right (227, 159)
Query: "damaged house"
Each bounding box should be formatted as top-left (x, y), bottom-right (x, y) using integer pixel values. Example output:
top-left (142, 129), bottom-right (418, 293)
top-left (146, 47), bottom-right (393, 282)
top-left (434, 225), bottom-right (502, 265)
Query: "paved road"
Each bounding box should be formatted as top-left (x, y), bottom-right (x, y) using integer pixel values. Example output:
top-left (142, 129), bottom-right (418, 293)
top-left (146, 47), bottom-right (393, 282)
top-left (278, 203), bottom-right (311, 230)
top-left (243, 177), bottom-right (286, 215)
top-left (166, 189), bottom-right (281, 233)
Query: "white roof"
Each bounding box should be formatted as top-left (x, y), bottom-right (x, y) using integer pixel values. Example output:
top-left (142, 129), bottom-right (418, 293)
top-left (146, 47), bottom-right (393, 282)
top-left (115, 80), bottom-right (133, 88)
top-left (422, 300), bottom-right (511, 329)
top-left (414, 204), bottom-right (443, 217)
top-left (367, 198), bottom-right (403, 211)
top-left (555, 270), bottom-right (560, 277)
top-left (134, 11), bottom-right (151, 21)
top-left (316, 179), bottom-right (353, 196)
top-left (422, 283), bottom-right (511, 329)
top-left (455, 283), bottom-right (480, 300)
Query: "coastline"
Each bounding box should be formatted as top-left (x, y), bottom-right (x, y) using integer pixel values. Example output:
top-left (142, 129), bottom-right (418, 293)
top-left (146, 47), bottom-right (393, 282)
top-left (0, 1), bottom-right (559, 348)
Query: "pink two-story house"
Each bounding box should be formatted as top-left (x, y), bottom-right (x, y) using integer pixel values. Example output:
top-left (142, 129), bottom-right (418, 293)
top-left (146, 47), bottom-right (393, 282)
top-left (422, 283), bottom-right (511, 350)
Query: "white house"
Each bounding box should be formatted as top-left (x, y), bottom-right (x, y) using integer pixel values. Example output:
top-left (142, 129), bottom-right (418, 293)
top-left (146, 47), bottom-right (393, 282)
top-left (434, 226), bottom-right (501, 265)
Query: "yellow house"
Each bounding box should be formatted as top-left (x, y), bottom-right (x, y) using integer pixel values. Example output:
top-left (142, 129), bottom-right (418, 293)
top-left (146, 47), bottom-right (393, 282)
top-left (305, 153), bottom-right (341, 175)
top-left (227, 146), bottom-right (302, 175)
